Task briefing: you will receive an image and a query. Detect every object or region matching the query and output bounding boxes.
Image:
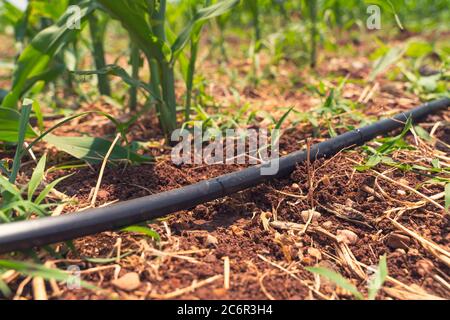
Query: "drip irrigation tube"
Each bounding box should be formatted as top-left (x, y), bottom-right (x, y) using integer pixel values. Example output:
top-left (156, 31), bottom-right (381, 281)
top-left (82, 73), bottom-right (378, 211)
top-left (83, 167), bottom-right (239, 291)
top-left (0, 98), bottom-right (449, 254)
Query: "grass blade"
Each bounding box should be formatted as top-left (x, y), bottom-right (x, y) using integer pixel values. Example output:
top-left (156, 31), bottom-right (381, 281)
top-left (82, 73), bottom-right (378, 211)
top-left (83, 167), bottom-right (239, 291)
top-left (0, 260), bottom-right (96, 290)
top-left (305, 266), bottom-right (364, 300)
top-left (368, 255), bottom-right (388, 300)
top-left (445, 183), bottom-right (450, 211)
top-left (122, 226), bottom-right (160, 242)
top-left (27, 154), bottom-right (47, 200)
top-left (9, 99), bottom-right (32, 184)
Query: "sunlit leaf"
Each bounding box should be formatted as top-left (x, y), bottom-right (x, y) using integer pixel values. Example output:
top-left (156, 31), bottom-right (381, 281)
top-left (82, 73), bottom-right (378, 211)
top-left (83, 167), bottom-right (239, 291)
top-left (305, 266), bottom-right (364, 300)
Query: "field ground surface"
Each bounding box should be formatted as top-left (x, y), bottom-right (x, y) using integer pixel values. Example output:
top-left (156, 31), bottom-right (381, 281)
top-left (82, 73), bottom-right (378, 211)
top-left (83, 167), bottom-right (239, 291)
top-left (0, 23), bottom-right (449, 300)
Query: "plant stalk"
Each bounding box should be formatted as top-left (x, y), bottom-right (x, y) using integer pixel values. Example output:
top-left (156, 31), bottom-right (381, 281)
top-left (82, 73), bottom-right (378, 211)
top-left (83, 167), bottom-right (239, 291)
top-left (308, 0), bottom-right (318, 68)
top-left (88, 13), bottom-right (111, 96)
top-left (129, 43), bottom-right (140, 111)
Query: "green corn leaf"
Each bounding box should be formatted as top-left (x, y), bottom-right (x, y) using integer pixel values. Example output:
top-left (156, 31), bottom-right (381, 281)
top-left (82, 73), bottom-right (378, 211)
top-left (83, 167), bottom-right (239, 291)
top-left (30, 0), bottom-right (70, 22)
top-left (0, 0), bottom-right (23, 27)
top-left (406, 41), bottom-right (433, 58)
top-left (96, 0), bottom-right (163, 62)
top-left (323, 89), bottom-right (335, 109)
top-left (27, 154), bottom-right (47, 201)
top-left (0, 210), bottom-right (11, 223)
top-left (35, 174), bottom-right (72, 205)
top-left (1, 0), bottom-right (96, 108)
top-left (0, 88), bottom-right (8, 103)
top-left (369, 46), bottom-right (404, 81)
top-left (9, 100), bottom-right (32, 184)
top-left (171, 0), bottom-right (240, 62)
top-left (43, 134), bottom-right (150, 164)
top-left (0, 107), bottom-right (37, 142)
top-left (368, 255), bottom-right (388, 300)
top-left (22, 110), bottom-right (135, 159)
top-left (305, 266), bottom-right (364, 300)
top-left (376, 117), bottom-right (413, 154)
top-left (0, 175), bottom-right (21, 199)
top-left (30, 99), bottom-right (45, 133)
top-left (21, 63), bottom-right (66, 99)
top-left (272, 107), bottom-right (294, 145)
top-left (82, 251), bottom-right (135, 264)
top-left (72, 65), bottom-right (159, 100)
top-left (356, 154), bottom-right (382, 171)
top-left (122, 226), bottom-right (161, 242)
top-left (22, 200), bottom-right (51, 217)
top-left (431, 159), bottom-right (441, 169)
top-left (414, 125), bottom-right (432, 142)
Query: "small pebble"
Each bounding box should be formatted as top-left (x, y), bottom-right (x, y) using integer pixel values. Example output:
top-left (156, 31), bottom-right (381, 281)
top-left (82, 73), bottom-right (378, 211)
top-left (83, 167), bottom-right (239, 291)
top-left (387, 233), bottom-right (410, 250)
top-left (322, 176), bottom-right (331, 186)
top-left (301, 210), bottom-right (321, 224)
top-left (307, 247), bottom-right (322, 261)
top-left (205, 234), bottom-right (218, 247)
top-left (322, 221), bottom-right (333, 229)
top-left (112, 272), bottom-right (141, 291)
top-left (345, 198), bottom-right (354, 208)
top-left (336, 229), bottom-right (358, 245)
top-left (415, 259), bottom-right (434, 276)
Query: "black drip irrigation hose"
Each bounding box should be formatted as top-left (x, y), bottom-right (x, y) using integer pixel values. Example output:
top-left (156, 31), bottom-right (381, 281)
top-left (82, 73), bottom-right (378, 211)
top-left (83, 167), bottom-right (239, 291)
top-left (0, 98), bottom-right (449, 254)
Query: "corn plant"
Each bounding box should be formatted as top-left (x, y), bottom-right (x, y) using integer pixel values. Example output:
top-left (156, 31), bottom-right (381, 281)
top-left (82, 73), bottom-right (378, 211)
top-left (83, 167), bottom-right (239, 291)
top-left (1, 0), bottom-right (96, 109)
top-left (88, 11), bottom-right (110, 96)
top-left (306, 0), bottom-right (318, 68)
top-left (0, 155), bottom-right (70, 223)
top-left (128, 43), bottom-right (141, 111)
top-left (95, 0), bottom-right (239, 134)
top-left (0, 98), bottom-right (149, 171)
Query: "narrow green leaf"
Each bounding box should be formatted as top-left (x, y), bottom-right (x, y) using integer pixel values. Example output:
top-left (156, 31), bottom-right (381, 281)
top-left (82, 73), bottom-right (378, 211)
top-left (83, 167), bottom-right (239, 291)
top-left (171, 0), bottom-right (240, 62)
top-left (96, 0), bottom-right (163, 62)
top-left (445, 183), bottom-right (450, 211)
top-left (413, 125), bottom-right (432, 142)
top-left (1, 1), bottom-right (96, 108)
top-left (43, 134), bottom-right (150, 164)
top-left (0, 175), bottom-right (21, 198)
top-left (35, 174), bottom-right (72, 206)
top-left (368, 255), bottom-right (388, 300)
top-left (30, 99), bottom-right (45, 133)
top-left (0, 260), bottom-right (96, 290)
top-left (369, 46), bottom-right (404, 81)
top-left (83, 251), bottom-right (135, 265)
top-left (356, 155), bottom-right (382, 171)
top-left (272, 107), bottom-right (294, 145)
top-left (0, 107), bottom-right (37, 142)
top-left (27, 154), bottom-right (47, 200)
top-left (122, 226), bottom-right (160, 242)
top-left (72, 65), bottom-right (159, 100)
top-left (305, 266), bottom-right (364, 300)
top-left (9, 100), bottom-right (32, 183)
top-left (0, 277), bottom-right (12, 298)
